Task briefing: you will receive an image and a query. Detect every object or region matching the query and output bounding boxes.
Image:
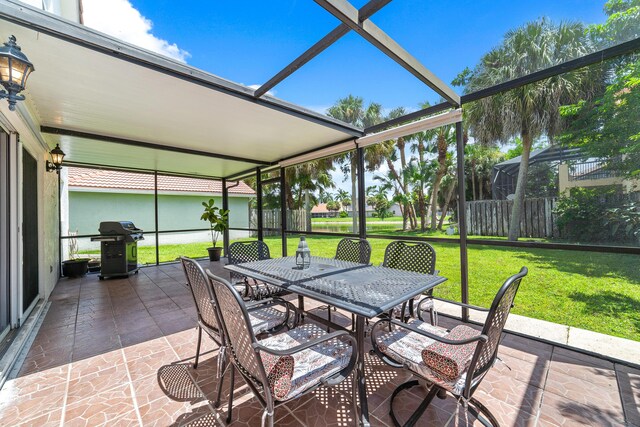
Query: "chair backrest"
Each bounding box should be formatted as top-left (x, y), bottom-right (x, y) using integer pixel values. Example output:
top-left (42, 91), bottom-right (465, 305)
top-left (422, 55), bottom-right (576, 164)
top-left (466, 266), bottom-right (528, 396)
top-left (335, 238), bottom-right (372, 264)
top-left (180, 257), bottom-right (222, 343)
top-left (206, 271), bottom-right (268, 392)
top-left (382, 241), bottom-right (436, 275)
top-left (228, 241), bottom-right (271, 282)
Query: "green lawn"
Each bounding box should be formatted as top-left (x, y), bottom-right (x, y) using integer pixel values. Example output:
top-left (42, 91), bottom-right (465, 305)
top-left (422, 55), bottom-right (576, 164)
top-left (311, 216), bottom-right (404, 222)
top-left (85, 235), bottom-right (640, 342)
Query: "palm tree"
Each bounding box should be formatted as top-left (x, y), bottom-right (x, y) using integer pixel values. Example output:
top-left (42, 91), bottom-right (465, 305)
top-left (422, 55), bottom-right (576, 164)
top-left (462, 18), bottom-right (596, 240)
top-left (284, 158), bottom-right (335, 231)
top-left (327, 96), bottom-right (384, 232)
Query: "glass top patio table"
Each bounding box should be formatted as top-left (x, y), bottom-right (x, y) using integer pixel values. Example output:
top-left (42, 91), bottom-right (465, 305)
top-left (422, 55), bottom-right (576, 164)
top-left (224, 256), bottom-right (447, 318)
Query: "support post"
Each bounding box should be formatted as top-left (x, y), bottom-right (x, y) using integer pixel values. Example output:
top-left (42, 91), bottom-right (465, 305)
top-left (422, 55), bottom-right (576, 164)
top-left (222, 178), bottom-right (230, 257)
top-left (154, 171), bottom-right (159, 265)
top-left (256, 168), bottom-right (263, 241)
top-left (356, 147), bottom-right (367, 238)
top-left (279, 168), bottom-right (287, 256)
top-left (58, 169), bottom-right (62, 277)
top-left (455, 121), bottom-right (469, 321)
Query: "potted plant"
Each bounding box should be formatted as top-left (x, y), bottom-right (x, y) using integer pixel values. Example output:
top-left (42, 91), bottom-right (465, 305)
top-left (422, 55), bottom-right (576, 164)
top-left (201, 198), bottom-right (229, 261)
top-left (62, 258), bottom-right (89, 278)
top-left (62, 231), bottom-right (89, 278)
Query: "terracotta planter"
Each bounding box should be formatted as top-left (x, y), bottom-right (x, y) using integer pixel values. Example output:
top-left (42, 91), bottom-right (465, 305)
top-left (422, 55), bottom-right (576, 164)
top-left (207, 247), bottom-right (223, 262)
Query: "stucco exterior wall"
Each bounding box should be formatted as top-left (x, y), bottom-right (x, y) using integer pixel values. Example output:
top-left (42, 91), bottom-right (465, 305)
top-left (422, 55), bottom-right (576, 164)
top-left (68, 191), bottom-right (252, 248)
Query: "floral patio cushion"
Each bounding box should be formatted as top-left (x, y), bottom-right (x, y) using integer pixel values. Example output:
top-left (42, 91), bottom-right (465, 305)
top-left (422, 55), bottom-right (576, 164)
top-left (261, 353), bottom-right (295, 400)
top-left (248, 306), bottom-right (287, 335)
top-left (259, 323), bottom-right (352, 401)
top-left (375, 319), bottom-right (480, 395)
top-left (421, 325), bottom-right (479, 380)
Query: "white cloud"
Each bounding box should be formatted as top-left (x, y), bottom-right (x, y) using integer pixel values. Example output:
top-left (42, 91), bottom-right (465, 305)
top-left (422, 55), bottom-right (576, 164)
top-left (82, 0), bottom-right (190, 63)
top-left (248, 84), bottom-right (275, 97)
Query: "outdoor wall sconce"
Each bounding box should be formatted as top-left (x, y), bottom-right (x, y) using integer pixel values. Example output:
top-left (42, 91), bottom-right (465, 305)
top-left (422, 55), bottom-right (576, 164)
top-left (0, 35), bottom-right (35, 111)
top-left (46, 144), bottom-right (65, 173)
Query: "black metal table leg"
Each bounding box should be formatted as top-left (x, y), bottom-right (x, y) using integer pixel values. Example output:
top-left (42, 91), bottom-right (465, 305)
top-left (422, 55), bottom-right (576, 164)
top-left (298, 295), bottom-right (305, 321)
top-left (355, 315), bottom-right (370, 427)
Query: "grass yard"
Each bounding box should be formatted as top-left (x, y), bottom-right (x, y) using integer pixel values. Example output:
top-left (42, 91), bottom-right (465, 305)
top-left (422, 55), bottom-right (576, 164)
top-left (98, 235), bottom-right (640, 342)
top-left (311, 216), bottom-right (405, 222)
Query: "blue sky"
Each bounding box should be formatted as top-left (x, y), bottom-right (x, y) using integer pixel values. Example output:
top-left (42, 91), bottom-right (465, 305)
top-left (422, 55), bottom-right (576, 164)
top-left (128, 0), bottom-right (607, 113)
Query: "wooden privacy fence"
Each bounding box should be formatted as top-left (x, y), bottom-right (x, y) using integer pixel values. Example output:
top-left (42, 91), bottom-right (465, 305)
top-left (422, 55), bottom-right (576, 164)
top-left (250, 209), bottom-right (308, 235)
top-left (466, 198), bottom-right (559, 238)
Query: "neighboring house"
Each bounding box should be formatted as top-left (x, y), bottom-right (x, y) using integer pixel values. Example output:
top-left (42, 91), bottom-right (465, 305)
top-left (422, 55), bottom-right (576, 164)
top-left (558, 161), bottom-right (639, 196)
top-left (64, 167), bottom-right (255, 251)
top-left (342, 203), bottom-right (401, 218)
top-left (310, 203), bottom-right (341, 218)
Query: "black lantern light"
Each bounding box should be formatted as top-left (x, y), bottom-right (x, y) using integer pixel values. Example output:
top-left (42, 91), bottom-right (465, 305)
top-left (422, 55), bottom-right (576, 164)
top-left (46, 144), bottom-right (65, 173)
top-left (0, 35), bottom-right (35, 111)
top-left (295, 235), bottom-right (311, 269)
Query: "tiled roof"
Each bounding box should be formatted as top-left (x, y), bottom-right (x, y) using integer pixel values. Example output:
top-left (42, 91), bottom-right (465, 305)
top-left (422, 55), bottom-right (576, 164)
top-left (67, 167), bottom-right (255, 195)
top-left (311, 203), bottom-right (344, 213)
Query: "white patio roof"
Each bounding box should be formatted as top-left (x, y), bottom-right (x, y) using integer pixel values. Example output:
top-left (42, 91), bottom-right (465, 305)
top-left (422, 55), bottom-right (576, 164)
top-left (0, 1), bottom-right (362, 178)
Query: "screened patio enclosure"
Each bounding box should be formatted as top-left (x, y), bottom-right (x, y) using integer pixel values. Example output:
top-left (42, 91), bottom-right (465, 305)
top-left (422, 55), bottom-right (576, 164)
top-left (1, 1), bottom-right (639, 426)
top-left (1, 0), bottom-right (639, 359)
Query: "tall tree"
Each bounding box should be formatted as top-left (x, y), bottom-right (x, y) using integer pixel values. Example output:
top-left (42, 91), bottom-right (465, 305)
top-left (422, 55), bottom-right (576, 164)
top-left (460, 18), bottom-right (596, 240)
top-left (327, 96), bottom-right (384, 232)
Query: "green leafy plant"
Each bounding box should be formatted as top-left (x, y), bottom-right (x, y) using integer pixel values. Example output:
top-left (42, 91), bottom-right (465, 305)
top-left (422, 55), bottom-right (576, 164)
top-left (605, 201), bottom-right (640, 243)
top-left (200, 199), bottom-right (229, 248)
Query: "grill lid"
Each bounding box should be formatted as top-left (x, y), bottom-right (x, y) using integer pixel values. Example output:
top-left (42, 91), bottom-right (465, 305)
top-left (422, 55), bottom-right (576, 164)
top-left (98, 221), bottom-right (143, 235)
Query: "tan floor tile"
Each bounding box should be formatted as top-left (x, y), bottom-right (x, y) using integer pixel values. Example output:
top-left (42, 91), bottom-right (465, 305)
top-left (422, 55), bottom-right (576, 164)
top-left (4, 364), bottom-right (69, 395)
top-left (66, 363), bottom-right (131, 406)
top-left (615, 366), bottom-right (640, 426)
top-left (64, 384), bottom-right (135, 427)
top-left (14, 409), bottom-right (62, 427)
top-left (70, 348), bottom-right (125, 379)
top-left (126, 347), bottom-right (181, 382)
top-left (550, 350), bottom-right (617, 387)
top-left (545, 368), bottom-right (623, 418)
top-left (478, 370), bottom-right (544, 415)
top-left (138, 395), bottom-right (212, 427)
top-left (493, 352), bottom-right (549, 389)
top-left (0, 380), bottom-right (67, 425)
top-left (123, 336), bottom-right (173, 361)
top-left (538, 391), bottom-right (626, 427)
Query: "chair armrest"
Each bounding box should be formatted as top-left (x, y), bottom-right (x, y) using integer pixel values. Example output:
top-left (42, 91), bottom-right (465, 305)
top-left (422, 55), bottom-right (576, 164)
top-left (253, 330), bottom-right (356, 356)
top-left (430, 297), bottom-right (491, 312)
top-left (379, 318), bottom-right (487, 346)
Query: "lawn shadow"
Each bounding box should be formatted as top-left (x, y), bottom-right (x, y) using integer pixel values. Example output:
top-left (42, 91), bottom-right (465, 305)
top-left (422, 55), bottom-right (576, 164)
top-left (470, 245), bottom-right (640, 285)
top-left (568, 290), bottom-right (640, 334)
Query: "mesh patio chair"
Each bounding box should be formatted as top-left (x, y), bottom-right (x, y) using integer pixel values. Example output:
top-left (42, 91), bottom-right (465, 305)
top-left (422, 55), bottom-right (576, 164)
top-left (227, 241), bottom-right (285, 300)
top-left (382, 240), bottom-right (438, 324)
top-left (207, 270), bottom-right (358, 427)
top-left (180, 257), bottom-right (294, 371)
top-left (370, 267), bottom-right (528, 427)
top-left (325, 238), bottom-right (372, 331)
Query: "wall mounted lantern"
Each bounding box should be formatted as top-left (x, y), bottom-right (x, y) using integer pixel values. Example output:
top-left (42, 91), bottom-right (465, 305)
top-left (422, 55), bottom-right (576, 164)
top-left (0, 35), bottom-right (35, 111)
top-left (46, 144), bottom-right (65, 173)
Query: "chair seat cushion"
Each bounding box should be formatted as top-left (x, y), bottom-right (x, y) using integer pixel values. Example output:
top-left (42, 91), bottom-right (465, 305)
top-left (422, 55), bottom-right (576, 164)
top-left (375, 319), bottom-right (478, 395)
top-left (259, 324), bottom-right (352, 400)
top-left (261, 353), bottom-right (295, 400)
top-left (248, 306), bottom-right (287, 335)
top-left (421, 325), bottom-right (479, 380)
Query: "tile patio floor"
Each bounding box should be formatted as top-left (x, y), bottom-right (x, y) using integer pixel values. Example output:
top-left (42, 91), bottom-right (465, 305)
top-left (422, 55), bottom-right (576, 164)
top-left (1, 261), bottom-right (638, 426)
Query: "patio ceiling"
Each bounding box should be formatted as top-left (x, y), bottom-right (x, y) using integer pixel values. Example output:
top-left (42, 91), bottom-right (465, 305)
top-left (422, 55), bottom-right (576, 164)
top-left (0, 2), bottom-right (362, 178)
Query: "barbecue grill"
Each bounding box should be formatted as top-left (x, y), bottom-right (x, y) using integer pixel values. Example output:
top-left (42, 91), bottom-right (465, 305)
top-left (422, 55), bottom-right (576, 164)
top-left (91, 221), bottom-right (143, 279)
